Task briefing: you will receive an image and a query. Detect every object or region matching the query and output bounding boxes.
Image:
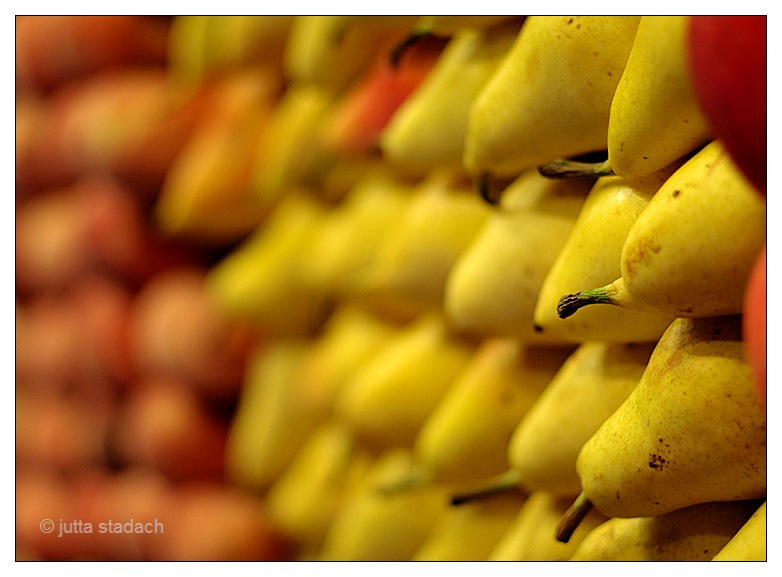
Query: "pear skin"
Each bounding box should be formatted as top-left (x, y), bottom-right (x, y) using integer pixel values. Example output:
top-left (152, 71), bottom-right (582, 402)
top-left (291, 302), bottom-right (401, 425)
top-left (413, 16), bottom-right (519, 36)
top-left (205, 192), bottom-right (330, 336)
top-left (443, 170), bottom-right (590, 342)
top-left (202, 16), bottom-right (292, 78)
top-left (607, 16), bottom-right (712, 180)
top-left (533, 168), bottom-right (678, 343)
top-left (464, 16), bottom-right (640, 178)
top-left (155, 69), bottom-right (280, 244)
top-left (359, 170), bottom-right (492, 311)
top-left (571, 500), bottom-right (761, 561)
top-left (508, 341), bottom-right (655, 496)
top-left (283, 16), bottom-right (390, 94)
top-left (380, 22), bottom-right (519, 175)
top-left (576, 315), bottom-right (766, 518)
top-left (412, 490), bottom-right (526, 561)
top-left (298, 166), bottom-right (413, 301)
top-left (488, 491), bottom-right (607, 561)
top-left (318, 448), bottom-right (450, 560)
top-left (712, 501), bottom-right (766, 561)
top-left (413, 338), bottom-right (572, 484)
top-left (334, 313), bottom-right (476, 452)
top-left (619, 141), bottom-right (766, 317)
top-left (223, 340), bottom-right (311, 491)
top-left (249, 85), bottom-right (333, 208)
top-left (265, 420), bottom-right (374, 560)
top-left (558, 141), bottom-right (767, 319)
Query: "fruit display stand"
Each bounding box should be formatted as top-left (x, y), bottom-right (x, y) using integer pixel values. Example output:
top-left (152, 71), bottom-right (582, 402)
top-left (15, 16), bottom-right (766, 562)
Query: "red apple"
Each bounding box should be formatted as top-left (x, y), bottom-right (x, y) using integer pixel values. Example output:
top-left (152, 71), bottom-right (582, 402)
top-left (688, 16), bottom-right (767, 194)
top-left (743, 244), bottom-right (766, 410)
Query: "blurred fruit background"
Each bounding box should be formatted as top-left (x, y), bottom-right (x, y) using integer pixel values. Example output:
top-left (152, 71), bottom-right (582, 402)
top-left (15, 15), bottom-right (765, 562)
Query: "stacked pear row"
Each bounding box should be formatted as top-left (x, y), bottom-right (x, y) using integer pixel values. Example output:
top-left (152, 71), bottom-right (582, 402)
top-left (182, 16), bottom-right (766, 560)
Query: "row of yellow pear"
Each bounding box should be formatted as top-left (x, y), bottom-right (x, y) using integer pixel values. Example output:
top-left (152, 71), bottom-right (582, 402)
top-left (157, 16), bottom-right (766, 561)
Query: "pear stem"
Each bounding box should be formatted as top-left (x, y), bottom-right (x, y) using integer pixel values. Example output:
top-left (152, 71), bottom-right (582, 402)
top-left (450, 469), bottom-right (520, 506)
top-left (557, 278), bottom-right (645, 319)
top-left (538, 159), bottom-right (614, 179)
top-left (557, 287), bottom-right (616, 319)
top-left (389, 30), bottom-right (430, 69)
top-left (556, 492), bottom-right (594, 543)
top-left (477, 173), bottom-right (502, 205)
top-left (377, 468), bottom-right (432, 497)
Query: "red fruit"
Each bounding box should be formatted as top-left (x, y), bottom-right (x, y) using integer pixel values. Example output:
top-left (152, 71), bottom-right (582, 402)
top-left (128, 267), bottom-right (257, 399)
top-left (743, 244), bottom-right (766, 410)
top-left (16, 388), bottom-right (109, 473)
top-left (687, 16), bottom-right (767, 194)
top-left (111, 377), bottom-right (228, 482)
top-left (150, 483), bottom-right (294, 561)
top-left (16, 468), bottom-right (76, 560)
top-left (70, 469), bottom-right (172, 560)
top-left (16, 16), bottom-right (169, 93)
top-left (321, 34), bottom-right (446, 155)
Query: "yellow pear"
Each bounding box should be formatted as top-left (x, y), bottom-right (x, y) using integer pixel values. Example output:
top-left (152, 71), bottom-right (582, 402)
top-left (167, 16), bottom-right (212, 86)
top-left (563, 316), bottom-right (766, 533)
top-left (412, 490), bottom-right (526, 561)
top-left (298, 166), bottom-right (414, 302)
top-left (380, 22), bottom-right (520, 176)
top-left (318, 448), bottom-right (451, 560)
top-left (443, 169), bottom-right (591, 343)
top-left (413, 338), bottom-right (572, 485)
top-left (291, 302), bottom-right (401, 426)
top-left (413, 16), bottom-right (520, 37)
top-left (249, 84), bottom-right (333, 208)
top-left (539, 17), bottom-right (711, 181)
top-left (607, 16), bottom-right (712, 179)
top-left (202, 16), bottom-right (292, 78)
top-left (533, 168), bottom-right (679, 343)
top-left (205, 191), bottom-right (330, 336)
top-left (155, 68), bottom-right (280, 244)
top-left (283, 16), bottom-right (401, 94)
top-left (334, 312), bottom-right (476, 452)
top-left (464, 16), bottom-right (640, 179)
top-left (223, 340), bottom-right (310, 490)
top-left (557, 141), bottom-right (767, 320)
top-left (265, 420), bottom-right (374, 560)
top-left (712, 501), bottom-right (766, 561)
top-left (488, 491), bottom-right (607, 561)
top-left (508, 341), bottom-right (656, 497)
top-left (358, 169), bottom-right (492, 311)
top-left (571, 500), bottom-right (761, 561)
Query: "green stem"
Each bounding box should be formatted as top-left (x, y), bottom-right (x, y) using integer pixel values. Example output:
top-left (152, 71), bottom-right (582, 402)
top-left (450, 469), bottom-right (521, 506)
top-left (556, 492), bottom-right (594, 543)
top-left (538, 159), bottom-right (614, 179)
top-left (557, 287), bottom-right (616, 319)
